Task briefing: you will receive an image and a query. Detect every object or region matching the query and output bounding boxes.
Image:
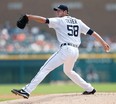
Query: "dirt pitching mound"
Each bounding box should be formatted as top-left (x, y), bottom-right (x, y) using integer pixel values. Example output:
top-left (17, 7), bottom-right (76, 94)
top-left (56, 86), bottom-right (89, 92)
top-left (0, 93), bottom-right (116, 104)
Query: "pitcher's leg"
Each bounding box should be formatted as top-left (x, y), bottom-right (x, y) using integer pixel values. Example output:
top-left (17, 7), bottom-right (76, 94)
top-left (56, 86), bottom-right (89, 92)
top-left (63, 60), bottom-right (94, 92)
top-left (23, 50), bottom-right (64, 94)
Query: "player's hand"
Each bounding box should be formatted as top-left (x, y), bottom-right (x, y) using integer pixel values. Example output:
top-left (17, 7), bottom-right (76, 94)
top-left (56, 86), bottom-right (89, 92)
top-left (103, 42), bottom-right (110, 52)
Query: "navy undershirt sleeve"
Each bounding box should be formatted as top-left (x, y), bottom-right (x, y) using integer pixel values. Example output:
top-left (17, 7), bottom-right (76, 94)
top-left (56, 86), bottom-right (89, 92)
top-left (45, 18), bottom-right (49, 24)
top-left (87, 29), bottom-right (94, 35)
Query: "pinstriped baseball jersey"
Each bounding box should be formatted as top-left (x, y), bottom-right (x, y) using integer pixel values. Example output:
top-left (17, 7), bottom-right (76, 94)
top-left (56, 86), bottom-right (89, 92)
top-left (48, 16), bottom-right (90, 46)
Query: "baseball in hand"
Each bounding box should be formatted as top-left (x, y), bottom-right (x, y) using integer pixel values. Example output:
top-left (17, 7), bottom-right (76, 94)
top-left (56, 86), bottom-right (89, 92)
top-left (106, 49), bottom-right (110, 53)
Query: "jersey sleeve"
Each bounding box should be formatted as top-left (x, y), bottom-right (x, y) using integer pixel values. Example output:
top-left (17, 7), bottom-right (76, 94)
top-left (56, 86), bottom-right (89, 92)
top-left (48, 17), bottom-right (60, 28)
top-left (79, 20), bottom-right (91, 35)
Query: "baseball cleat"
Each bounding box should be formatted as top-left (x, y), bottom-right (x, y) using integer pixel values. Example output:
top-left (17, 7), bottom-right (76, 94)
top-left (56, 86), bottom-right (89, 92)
top-left (11, 89), bottom-right (29, 99)
top-left (82, 89), bottom-right (96, 95)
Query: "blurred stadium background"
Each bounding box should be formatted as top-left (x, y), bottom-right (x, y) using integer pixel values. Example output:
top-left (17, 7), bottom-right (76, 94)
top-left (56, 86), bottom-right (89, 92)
top-left (0, 0), bottom-right (116, 84)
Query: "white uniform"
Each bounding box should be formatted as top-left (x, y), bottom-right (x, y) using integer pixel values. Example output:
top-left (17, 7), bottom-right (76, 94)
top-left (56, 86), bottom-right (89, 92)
top-left (23, 16), bottom-right (94, 94)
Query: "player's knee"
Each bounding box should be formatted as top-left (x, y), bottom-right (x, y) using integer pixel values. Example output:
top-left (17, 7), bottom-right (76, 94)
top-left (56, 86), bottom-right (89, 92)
top-left (63, 69), bottom-right (72, 76)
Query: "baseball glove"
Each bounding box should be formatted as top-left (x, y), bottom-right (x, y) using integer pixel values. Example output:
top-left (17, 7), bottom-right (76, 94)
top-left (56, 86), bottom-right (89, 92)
top-left (17, 15), bottom-right (29, 29)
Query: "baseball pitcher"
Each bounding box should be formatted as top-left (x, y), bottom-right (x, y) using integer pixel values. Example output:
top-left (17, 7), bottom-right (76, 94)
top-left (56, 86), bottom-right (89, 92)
top-left (11, 4), bottom-right (110, 99)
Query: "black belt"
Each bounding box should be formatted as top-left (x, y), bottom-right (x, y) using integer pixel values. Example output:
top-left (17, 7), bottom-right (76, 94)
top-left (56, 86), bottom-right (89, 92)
top-left (60, 43), bottom-right (78, 48)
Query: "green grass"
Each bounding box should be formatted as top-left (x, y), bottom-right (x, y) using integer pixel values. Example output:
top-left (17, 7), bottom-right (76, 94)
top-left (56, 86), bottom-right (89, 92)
top-left (0, 83), bottom-right (116, 94)
top-left (0, 98), bottom-right (15, 102)
top-left (93, 83), bottom-right (116, 92)
top-left (0, 83), bottom-right (116, 102)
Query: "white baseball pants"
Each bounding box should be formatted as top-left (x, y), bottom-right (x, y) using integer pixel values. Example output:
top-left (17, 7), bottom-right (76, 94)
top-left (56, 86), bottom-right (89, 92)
top-left (23, 46), bottom-right (94, 94)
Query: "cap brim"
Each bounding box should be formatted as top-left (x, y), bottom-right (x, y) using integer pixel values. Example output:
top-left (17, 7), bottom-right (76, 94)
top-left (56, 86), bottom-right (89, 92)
top-left (53, 8), bottom-right (60, 11)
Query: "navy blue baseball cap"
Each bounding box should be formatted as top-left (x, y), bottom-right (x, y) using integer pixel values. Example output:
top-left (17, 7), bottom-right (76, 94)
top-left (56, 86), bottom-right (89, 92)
top-left (53, 5), bottom-right (68, 12)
